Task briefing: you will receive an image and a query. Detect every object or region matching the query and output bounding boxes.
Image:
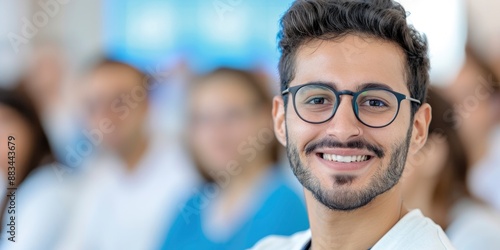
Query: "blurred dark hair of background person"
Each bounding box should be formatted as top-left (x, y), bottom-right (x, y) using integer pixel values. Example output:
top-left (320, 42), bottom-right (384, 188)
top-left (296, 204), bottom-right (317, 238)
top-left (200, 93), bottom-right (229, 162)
top-left (402, 87), bottom-right (500, 249)
top-left (445, 46), bottom-right (500, 212)
top-left (161, 67), bottom-right (308, 250)
top-left (0, 84), bottom-right (72, 249)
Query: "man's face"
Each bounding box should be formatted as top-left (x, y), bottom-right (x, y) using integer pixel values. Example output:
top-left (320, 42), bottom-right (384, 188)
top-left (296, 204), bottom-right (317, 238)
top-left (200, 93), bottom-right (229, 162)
top-left (275, 35), bottom-right (419, 211)
top-left (83, 65), bottom-right (148, 151)
top-left (188, 75), bottom-right (268, 172)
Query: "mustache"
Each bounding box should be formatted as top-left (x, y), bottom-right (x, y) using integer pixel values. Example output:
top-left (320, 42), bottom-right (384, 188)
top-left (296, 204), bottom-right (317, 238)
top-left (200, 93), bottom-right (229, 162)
top-left (305, 138), bottom-right (385, 158)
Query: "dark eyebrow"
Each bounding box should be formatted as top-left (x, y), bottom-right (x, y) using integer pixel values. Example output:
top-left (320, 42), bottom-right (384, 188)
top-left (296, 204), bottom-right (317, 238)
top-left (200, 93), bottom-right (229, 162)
top-left (356, 82), bottom-right (394, 92)
top-left (299, 81), bottom-right (394, 92)
top-left (304, 81), bottom-right (337, 88)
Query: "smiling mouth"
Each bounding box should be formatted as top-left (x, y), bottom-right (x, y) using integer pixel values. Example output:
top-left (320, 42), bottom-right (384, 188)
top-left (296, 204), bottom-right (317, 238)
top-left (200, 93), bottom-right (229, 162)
top-left (318, 153), bottom-right (373, 163)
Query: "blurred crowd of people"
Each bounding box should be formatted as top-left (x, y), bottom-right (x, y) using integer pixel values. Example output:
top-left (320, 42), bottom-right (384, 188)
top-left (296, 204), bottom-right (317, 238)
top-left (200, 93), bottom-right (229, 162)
top-left (0, 51), bottom-right (310, 249)
top-left (1, 1), bottom-right (500, 250)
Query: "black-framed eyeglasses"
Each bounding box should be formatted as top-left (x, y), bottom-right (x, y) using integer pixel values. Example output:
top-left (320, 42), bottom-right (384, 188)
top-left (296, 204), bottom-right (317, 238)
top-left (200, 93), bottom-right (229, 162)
top-left (281, 83), bottom-right (421, 128)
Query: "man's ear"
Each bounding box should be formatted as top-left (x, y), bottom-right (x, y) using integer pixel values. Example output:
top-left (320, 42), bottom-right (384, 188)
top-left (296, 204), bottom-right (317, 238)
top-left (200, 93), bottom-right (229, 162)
top-left (410, 103), bottom-right (432, 155)
top-left (272, 96), bottom-right (287, 146)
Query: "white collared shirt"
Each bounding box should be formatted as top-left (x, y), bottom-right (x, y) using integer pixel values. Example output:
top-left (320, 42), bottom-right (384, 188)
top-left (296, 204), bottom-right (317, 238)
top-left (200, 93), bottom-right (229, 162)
top-left (250, 209), bottom-right (455, 250)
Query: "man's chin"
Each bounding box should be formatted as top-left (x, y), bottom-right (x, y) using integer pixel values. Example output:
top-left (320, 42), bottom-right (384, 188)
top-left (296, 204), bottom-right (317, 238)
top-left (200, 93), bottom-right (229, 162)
top-left (303, 179), bottom-right (378, 211)
top-left (331, 174), bottom-right (358, 186)
top-left (312, 189), bottom-right (375, 211)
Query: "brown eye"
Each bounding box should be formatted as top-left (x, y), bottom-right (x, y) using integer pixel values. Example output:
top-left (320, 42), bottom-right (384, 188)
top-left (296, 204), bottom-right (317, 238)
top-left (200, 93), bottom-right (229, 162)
top-left (307, 97), bottom-right (326, 105)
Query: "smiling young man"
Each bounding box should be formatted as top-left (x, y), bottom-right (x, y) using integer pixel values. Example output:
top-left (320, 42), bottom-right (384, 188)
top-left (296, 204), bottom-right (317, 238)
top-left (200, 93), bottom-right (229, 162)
top-left (251, 0), bottom-right (455, 250)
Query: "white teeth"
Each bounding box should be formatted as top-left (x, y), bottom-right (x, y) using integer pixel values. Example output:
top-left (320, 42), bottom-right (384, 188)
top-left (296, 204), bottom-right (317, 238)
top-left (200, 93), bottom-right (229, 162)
top-left (322, 154), bottom-right (369, 163)
top-left (325, 154), bottom-right (332, 161)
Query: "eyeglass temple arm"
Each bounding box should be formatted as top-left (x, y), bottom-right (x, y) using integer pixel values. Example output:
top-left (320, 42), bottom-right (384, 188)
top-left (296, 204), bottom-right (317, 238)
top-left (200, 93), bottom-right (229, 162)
top-left (281, 89), bottom-right (290, 95)
top-left (406, 96), bottom-right (421, 104)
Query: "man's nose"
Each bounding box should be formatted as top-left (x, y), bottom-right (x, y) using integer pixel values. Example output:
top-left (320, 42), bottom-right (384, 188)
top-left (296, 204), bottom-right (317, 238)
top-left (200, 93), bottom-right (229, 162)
top-left (324, 96), bottom-right (362, 141)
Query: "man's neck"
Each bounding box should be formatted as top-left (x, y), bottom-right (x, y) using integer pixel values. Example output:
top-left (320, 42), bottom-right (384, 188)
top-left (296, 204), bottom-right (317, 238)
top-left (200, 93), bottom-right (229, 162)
top-left (306, 186), bottom-right (406, 250)
top-left (403, 177), bottom-right (449, 230)
top-left (403, 176), bottom-right (436, 217)
top-left (120, 134), bottom-right (149, 173)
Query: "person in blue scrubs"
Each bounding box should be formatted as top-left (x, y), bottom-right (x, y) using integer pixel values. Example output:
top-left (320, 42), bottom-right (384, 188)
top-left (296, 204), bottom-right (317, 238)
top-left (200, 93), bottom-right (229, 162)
top-left (160, 68), bottom-right (309, 250)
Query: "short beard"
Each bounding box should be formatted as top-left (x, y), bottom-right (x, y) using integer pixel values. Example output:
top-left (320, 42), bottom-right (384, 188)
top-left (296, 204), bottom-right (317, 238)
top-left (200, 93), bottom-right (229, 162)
top-left (287, 127), bottom-right (412, 211)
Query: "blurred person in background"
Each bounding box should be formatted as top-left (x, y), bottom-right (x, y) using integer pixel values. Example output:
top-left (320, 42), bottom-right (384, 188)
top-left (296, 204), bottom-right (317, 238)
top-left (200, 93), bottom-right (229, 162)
top-left (402, 87), bottom-right (500, 249)
top-left (445, 47), bottom-right (500, 211)
top-left (0, 85), bottom-right (73, 249)
top-left (161, 68), bottom-right (309, 250)
top-left (57, 59), bottom-right (200, 250)
top-left (22, 43), bottom-right (83, 169)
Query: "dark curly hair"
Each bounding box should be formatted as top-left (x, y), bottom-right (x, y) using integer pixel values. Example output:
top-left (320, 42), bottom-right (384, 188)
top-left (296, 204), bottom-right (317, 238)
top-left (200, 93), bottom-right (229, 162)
top-left (278, 0), bottom-right (430, 115)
